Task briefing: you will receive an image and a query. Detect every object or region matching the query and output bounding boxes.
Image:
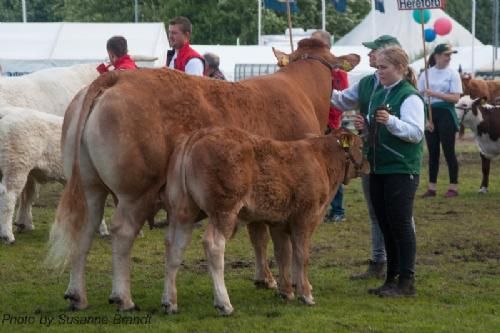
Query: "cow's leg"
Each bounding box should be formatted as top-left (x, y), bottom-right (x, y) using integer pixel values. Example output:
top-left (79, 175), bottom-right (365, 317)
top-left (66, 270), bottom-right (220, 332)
top-left (479, 153), bottom-right (490, 194)
top-left (0, 170), bottom-right (30, 244)
top-left (162, 212), bottom-right (196, 314)
top-left (290, 219), bottom-right (316, 306)
top-left (15, 175), bottom-right (37, 233)
top-left (247, 223), bottom-right (277, 289)
top-left (108, 197), bottom-right (153, 311)
top-left (64, 186), bottom-right (108, 310)
top-left (268, 224), bottom-right (294, 300)
top-left (203, 219), bottom-right (234, 316)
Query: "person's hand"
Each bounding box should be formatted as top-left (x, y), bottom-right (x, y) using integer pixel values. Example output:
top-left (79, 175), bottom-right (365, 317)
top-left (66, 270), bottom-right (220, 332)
top-left (375, 109), bottom-right (391, 125)
top-left (423, 89), bottom-right (438, 98)
top-left (426, 121), bottom-right (435, 132)
top-left (353, 114), bottom-right (365, 131)
top-left (96, 63), bottom-right (109, 74)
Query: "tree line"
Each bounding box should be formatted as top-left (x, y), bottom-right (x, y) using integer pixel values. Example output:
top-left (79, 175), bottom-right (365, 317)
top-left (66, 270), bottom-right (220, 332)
top-left (0, 0), bottom-right (497, 46)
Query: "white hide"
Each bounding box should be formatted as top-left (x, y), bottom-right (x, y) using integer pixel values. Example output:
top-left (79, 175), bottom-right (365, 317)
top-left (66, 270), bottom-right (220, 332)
top-left (0, 106), bottom-right (64, 243)
top-left (0, 64), bottom-right (98, 116)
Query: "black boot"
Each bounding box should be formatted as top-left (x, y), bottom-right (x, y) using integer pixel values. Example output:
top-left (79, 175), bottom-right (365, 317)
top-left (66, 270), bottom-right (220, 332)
top-left (378, 276), bottom-right (416, 298)
top-left (367, 275), bottom-right (397, 295)
top-left (350, 260), bottom-right (386, 280)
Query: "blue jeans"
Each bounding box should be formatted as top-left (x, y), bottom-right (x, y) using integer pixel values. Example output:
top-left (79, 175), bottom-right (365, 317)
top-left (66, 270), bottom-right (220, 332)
top-left (361, 175), bottom-right (386, 263)
top-left (331, 184), bottom-right (344, 216)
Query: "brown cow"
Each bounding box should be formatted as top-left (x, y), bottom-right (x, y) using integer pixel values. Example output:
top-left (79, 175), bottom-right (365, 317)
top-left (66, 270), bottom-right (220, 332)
top-left (47, 38), bottom-right (360, 311)
top-left (461, 74), bottom-right (500, 104)
top-left (165, 127), bottom-right (368, 315)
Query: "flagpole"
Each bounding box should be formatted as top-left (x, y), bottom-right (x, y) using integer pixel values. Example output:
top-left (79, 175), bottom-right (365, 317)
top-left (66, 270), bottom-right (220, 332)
top-left (472, 0), bottom-right (476, 75)
top-left (258, 0), bottom-right (262, 45)
top-left (420, 9), bottom-right (433, 130)
top-left (371, 0), bottom-right (376, 40)
top-left (22, 0), bottom-right (27, 23)
top-left (286, 0), bottom-right (294, 52)
top-left (321, 0), bottom-right (326, 31)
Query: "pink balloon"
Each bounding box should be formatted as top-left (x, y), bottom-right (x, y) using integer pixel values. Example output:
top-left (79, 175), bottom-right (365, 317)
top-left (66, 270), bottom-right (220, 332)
top-left (434, 18), bottom-right (452, 36)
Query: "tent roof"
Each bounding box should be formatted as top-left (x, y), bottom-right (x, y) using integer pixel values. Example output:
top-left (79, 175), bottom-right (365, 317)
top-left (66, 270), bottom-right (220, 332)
top-left (0, 22), bottom-right (168, 71)
top-left (336, 1), bottom-right (483, 60)
top-left (193, 44), bottom-right (374, 82)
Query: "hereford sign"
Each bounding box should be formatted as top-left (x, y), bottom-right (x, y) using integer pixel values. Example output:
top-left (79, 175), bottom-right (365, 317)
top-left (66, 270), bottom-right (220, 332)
top-left (397, 0), bottom-right (446, 10)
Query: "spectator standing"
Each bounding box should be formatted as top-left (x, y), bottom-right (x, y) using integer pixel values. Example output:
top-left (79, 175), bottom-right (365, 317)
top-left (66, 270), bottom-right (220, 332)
top-left (203, 52), bottom-right (226, 80)
top-left (332, 35), bottom-right (401, 280)
top-left (96, 36), bottom-right (137, 74)
top-left (419, 43), bottom-right (463, 198)
top-left (167, 16), bottom-right (204, 76)
top-left (311, 30), bottom-right (348, 223)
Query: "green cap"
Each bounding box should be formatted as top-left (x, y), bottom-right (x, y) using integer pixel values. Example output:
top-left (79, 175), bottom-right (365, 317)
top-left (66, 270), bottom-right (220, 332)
top-left (362, 35), bottom-right (401, 50)
top-left (433, 43), bottom-right (457, 54)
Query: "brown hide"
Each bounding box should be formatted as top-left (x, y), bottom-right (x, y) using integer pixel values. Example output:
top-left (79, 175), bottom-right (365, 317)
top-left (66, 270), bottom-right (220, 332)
top-left (63, 38), bottom-right (360, 219)
top-left (462, 76), bottom-right (500, 104)
top-left (472, 98), bottom-right (500, 141)
top-left (168, 127), bottom-right (366, 235)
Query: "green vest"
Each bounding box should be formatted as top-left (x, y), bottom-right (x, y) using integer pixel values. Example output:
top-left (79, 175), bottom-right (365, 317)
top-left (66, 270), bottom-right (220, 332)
top-left (358, 74), bottom-right (383, 154)
top-left (364, 80), bottom-right (424, 175)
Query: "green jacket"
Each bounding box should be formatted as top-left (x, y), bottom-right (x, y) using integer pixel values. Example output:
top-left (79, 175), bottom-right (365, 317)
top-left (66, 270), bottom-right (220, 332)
top-left (359, 80), bottom-right (424, 175)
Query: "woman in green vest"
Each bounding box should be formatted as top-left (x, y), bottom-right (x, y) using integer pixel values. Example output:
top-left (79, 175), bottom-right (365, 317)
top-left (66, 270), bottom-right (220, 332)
top-left (418, 43), bottom-right (463, 198)
top-left (355, 46), bottom-right (425, 297)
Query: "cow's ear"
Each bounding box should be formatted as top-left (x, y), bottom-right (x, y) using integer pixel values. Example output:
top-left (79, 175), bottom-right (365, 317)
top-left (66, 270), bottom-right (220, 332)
top-left (336, 54), bottom-right (360, 72)
top-left (273, 47), bottom-right (290, 67)
top-left (480, 97), bottom-right (488, 106)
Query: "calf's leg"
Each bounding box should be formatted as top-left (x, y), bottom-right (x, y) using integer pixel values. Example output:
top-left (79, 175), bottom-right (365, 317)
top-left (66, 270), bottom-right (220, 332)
top-left (15, 176), bottom-right (37, 233)
top-left (0, 170), bottom-right (30, 244)
top-left (268, 224), bottom-right (294, 300)
top-left (247, 223), bottom-right (277, 289)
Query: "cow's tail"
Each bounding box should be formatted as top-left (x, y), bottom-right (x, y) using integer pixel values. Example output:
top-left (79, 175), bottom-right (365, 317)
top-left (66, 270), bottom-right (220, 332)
top-left (46, 73), bottom-right (118, 269)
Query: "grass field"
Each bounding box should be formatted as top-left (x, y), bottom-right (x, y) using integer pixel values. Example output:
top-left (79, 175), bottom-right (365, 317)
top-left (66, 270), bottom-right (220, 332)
top-left (0, 137), bottom-right (499, 333)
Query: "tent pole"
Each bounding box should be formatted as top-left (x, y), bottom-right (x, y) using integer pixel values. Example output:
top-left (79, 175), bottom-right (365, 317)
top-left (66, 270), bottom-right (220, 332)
top-left (371, 0), bottom-right (375, 40)
top-left (321, 0), bottom-right (326, 31)
top-left (134, 0), bottom-right (139, 23)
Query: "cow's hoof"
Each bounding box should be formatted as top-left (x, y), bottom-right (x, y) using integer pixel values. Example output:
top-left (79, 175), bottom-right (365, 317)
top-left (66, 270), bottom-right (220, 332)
top-left (161, 302), bottom-right (178, 315)
top-left (14, 223), bottom-right (34, 233)
top-left (214, 303), bottom-right (234, 316)
top-left (254, 278), bottom-right (277, 289)
top-left (478, 187), bottom-right (488, 194)
top-left (0, 236), bottom-right (15, 245)
top-left (298, 295), bottom-right (315, 306)
top-left (64, 292), bottom-right (87, 311)
top-left (108, 295), bottom-right (137, 311)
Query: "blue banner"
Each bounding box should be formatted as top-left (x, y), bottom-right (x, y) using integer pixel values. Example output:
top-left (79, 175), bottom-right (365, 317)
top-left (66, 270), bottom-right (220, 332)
top-left (332, 0), bottom-right (347, 13)
top-left (375, 0), bottom-right (385, 13)
top-left (264, 0), bottom-right (298, 13)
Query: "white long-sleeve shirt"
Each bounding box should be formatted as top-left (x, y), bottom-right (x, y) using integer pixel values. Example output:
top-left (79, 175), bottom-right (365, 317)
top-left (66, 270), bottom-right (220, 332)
top-left (331, 77), bottom-right (425, 143)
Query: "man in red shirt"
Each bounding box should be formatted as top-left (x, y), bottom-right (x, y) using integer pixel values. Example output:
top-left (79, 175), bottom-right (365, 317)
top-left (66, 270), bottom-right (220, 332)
top-left (96, 36), bottom-right (137, 74)
top-left (311, 30), bottom-right (349, 223)
top-left (167, 16), bottom-right (204, 76)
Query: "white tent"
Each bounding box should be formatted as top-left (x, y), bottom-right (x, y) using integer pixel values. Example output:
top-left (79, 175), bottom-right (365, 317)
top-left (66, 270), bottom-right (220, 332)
top-left (193, 44), bottom-right (374, 83)
top-left (411, 45), bottom-right (500, 75)
top-left (335, 1), bottom-right (483, 60)
top-left (0, 22), bottom-right (168, 75)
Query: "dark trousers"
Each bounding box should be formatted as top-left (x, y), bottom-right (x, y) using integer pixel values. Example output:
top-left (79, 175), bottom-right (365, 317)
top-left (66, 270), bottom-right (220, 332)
top-left (369, 174), bottom-right (419, 279)
top-left (425, 108), bottom-right (459, 184)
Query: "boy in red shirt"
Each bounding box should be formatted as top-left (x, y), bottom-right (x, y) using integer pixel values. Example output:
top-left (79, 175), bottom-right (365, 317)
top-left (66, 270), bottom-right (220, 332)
top-left (96, 36), bottom-right (137, 74)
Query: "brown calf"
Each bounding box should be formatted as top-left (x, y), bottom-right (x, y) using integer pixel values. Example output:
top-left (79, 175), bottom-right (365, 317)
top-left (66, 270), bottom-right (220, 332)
top-left (461, 74), bottom-right (500, 104)
top-left (165, 127), bottom-right (367, 315)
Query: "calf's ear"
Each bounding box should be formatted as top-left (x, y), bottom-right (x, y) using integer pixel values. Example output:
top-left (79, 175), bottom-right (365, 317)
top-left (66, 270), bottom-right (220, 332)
top-left (336, 54), bottom-right (360, 72)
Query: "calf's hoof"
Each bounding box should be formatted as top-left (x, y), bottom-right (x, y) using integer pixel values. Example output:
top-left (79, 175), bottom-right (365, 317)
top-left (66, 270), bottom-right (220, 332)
top-left (64, 292), bottom-right (88, 311)
top-left (254, 278), bottom-right (277, 290)
top-left (214, 303), bottom-right (234, 316)
top-left (0, 235), bottom-right (15, 245)
top-left (278, 291), bottom-right (295, 301)
top-left (478, 187), bottom-right (488, 194)
top-left (161, 302), bottom-right (178, 315)
top-left (14, 223), bottom-right (34, 233)
top-left (298, 295), bottom-right (315, 306)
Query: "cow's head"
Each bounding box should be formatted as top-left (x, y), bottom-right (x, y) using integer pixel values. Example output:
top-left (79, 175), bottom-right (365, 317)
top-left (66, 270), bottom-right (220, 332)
top-left (273, 38), bottom-right (360, 72)
top-left (461, 73), bottom-right (472, 96)
top-left (331, 128), bottom-right (369, 185)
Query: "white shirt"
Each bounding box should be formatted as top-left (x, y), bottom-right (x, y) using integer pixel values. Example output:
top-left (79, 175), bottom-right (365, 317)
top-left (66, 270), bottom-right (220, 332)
top-left (168, 51), bottom-right (204, 76)
top-left (417, 66), bottom-right (463, 104)
top-left (331, 77), bottom-right (425, 143)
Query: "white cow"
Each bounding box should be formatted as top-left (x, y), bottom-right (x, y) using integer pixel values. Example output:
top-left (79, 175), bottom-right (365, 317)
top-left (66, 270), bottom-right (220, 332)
top-left (0, 64), bottom-right (98, 115)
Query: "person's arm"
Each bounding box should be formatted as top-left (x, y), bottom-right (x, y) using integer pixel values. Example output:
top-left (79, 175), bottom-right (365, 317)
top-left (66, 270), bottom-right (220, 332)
top-left (422, 69), bottom-right (462, 104)
top-left (378, 95), bottom-right (425, 143)
top-left (185, 58), bottom-right (204, 76)
top-left (330, 81), bottom-right (360, 111)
